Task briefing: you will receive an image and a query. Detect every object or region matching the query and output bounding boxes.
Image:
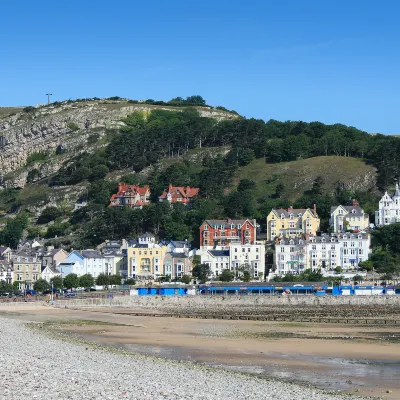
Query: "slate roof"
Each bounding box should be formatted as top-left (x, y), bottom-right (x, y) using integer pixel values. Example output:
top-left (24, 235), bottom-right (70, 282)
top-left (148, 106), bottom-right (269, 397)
top-left (81, 250), bottom-right (104, 259)
top-left (169, 252), bottom-right (188, 259)
top-left (273, 208), bottom-right (317, 218)
top-left (330, 205), bottom-right (365, 217)
top-left (0, 246), bottom-right (10, 254)
top-left (204, 219), bottom-right (254, 228)
top-left (208, 250), bottom-right (230, 257)
top-left (139, 232), bottom-right (155, 239)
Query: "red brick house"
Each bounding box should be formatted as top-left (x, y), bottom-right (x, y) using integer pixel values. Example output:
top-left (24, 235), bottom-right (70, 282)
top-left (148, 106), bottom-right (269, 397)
top-left (109, 183), bottom-right (151, 209)
top-left (158, 184), bottom-right (199, 205)
top-left (199, 219), bottom-right (257, 247)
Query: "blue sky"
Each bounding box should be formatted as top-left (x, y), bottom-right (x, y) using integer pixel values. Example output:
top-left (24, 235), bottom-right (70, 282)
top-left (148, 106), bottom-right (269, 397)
top-left (1, 0), bottom-right (398, 134)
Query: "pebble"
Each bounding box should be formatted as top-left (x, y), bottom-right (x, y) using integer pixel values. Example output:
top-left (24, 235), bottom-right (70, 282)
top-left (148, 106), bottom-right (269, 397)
top-left (0, 317), bottom-right (367, 399)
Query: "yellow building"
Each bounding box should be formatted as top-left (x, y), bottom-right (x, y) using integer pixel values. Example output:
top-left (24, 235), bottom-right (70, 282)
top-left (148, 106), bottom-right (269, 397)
top-left (126, 233), bottom-right (167, 280)
top-left (266, 206), bottom-right (320, 241)
top-left (12, 253), bottom-right (42, 290)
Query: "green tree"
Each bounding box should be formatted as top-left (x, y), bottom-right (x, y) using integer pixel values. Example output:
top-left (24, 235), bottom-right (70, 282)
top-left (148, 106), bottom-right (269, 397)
top-left (96, 273), bottom-right (110, 286)
top-left (192, 263), bottom-right (211, 283)
top-left (33, 279), bottom-right (50, 293)
top-left (311, 176), bottom-right (325, 196)
top-left (275, 183), bottom-right (285, 198)
top-left (124, 278), bottom-right (136, 285)
top-left (79, 274), bottom-right (94, 289)
top-left (63, 273), bottom-right (79, 290)
top-left (89, 165), bottom-right (109, 182)
top-left (242, 270), bottom-right (251, 282)
top-left (37, 206), bottom-right (62, 224)
top-left (219, 269), bottom-right (235, 282)
top-left (0, 281), bottom-right (13, 294)
top-left (109, 274), bottom-right (122, 285)
top-left (50, 276), bottom-right (63, 290)
top-left (180, 274), bottom-right (191, 284)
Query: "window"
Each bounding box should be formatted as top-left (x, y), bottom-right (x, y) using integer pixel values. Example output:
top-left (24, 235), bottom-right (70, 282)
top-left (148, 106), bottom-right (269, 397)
top-left (312, 245), bottom-right (316, 250)
top-left (204, 225), bottom-right (208, 230)
top-left (234, 256), bottom-right (237, 260)
top-left (248, 248), bottom-right (251, 252)
top-left (242, 248), bottom-right (245, 253)
top-left (290, 247), bottom-right (295, 252)
top-left (256, 248), bottom-right (259, 252)
top-left (235, 248), bottom-right (237, 252)
top-left (256, 255), bottom-right (259, 259)
top-left (237, 224), bottom-right (242, 229)
top-left (280, 247), bottom-right (284, 252)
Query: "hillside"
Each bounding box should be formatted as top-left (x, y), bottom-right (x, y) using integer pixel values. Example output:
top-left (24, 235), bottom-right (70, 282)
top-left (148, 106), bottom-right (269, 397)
top-left (235, 156), bottom-right (377, 202)
top-left (1, 95), bottom-right (400, 250)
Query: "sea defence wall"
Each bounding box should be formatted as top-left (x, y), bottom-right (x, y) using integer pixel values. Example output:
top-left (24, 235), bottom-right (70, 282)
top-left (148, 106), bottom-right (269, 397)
top-left (57, 294), bottom-right (400, 309)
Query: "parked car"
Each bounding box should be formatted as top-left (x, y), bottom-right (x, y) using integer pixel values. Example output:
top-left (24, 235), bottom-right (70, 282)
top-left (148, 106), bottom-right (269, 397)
top-left (25, 290), bottom-right (37, 296)
top-left (84, 288), bottom-right (97, 292)
top-left (64, 292), bottom-right (77, 297)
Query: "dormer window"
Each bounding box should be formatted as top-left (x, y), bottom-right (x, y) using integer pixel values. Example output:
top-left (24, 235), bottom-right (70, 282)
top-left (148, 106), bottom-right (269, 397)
top-left (289, 213), bottom-right (294, 219)
top-left (358, 234), bottom-right (362, 239)
top-left (343, 235), bottom-right (347, 239)
top-left (298, 213), bottom-right (302, 217)
top-left (237, 224), bottom-right (242, 229)
top-left (321, 238), bottom-right (325, 242)
top-left (352, 209), bottom-right (356, 213)
top-left (331, 238), bottom-right (335, 242)
top-left (281, 214), bottom-right (285, 219)
top-left (338, 209), bottom-right (343, 214)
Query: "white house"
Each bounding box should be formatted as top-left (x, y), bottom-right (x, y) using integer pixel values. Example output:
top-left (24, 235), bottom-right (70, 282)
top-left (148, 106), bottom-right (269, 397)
top-left (330, 201), bottom-right (370, 233)
top-left (197, 242), bottom-right (265, 279)
top-left (64, 250), bottom-right (106, 278)
top-left (41, 265), bottom-right (61, 282)
top-left (375, 183), bottom-right (400, 226)
top-left (274, 232), bottom-right (371, 275)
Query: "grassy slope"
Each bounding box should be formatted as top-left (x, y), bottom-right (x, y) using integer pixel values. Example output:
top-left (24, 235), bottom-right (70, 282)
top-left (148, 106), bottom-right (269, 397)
top-left (235, 156), bottom-right (377, 201)
top-left (0, 107), bottom-right (25, 118)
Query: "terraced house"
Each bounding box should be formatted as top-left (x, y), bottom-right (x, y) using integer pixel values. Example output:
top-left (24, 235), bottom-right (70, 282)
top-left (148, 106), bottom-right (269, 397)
top-left (199, 219), bottom-right (257, 247)
top-left (274, 232), bottom-right (371, 276)
top-left (266, 206), bottom-right (320, 241)
top-left (11, 253), bottom-right (42, 290)
top-left (125, 233), bottom-right (167, 280)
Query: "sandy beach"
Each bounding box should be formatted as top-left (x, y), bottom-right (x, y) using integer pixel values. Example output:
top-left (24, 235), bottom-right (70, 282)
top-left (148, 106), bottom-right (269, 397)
top-left (1, 303), bottom-right (400, 399)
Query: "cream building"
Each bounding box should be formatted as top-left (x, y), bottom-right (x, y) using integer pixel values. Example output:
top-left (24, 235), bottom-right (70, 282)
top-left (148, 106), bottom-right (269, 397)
top-left (266, 206), bottom-right (320, 241)
top-left (330, 202), bottom-right (370, 233)
top-left (12, 253), bottom-right (42, 290)
top-left (126, 233), bottom-right (167, 280)
top-left (274, 232), bottom-right (371, 275)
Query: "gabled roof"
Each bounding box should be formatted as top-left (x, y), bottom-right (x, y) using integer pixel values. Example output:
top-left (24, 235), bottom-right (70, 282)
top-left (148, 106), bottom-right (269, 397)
top-left (330, 205), bottom-right (365, 217)
top-left (0, 246), bottom-right (10, 255)
top-left (272, 208), bottom-right (317, 218)
top-left (139, 232), bottom-right (155, 239)
top-left (203, 219), bottom-right (255, 228)
top-left (159, 185), bottom-right (199, 200)
top-left (169, 240), bottom-right (189, 248)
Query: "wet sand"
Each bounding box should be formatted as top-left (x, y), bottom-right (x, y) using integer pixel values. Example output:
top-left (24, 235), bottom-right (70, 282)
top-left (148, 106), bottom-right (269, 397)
top-left (2, 304), bottom-right (400, 399)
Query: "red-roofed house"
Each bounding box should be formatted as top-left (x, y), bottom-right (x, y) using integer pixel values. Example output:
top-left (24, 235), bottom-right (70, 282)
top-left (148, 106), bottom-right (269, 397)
top-left (158, 184), bottom-right (199, 206)
top-left (109, 183), bottom-right (151, 209)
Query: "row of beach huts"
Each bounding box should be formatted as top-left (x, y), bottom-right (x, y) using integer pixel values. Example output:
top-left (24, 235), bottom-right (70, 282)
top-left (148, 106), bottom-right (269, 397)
top-left (129, 283), bottom-right (398, 296)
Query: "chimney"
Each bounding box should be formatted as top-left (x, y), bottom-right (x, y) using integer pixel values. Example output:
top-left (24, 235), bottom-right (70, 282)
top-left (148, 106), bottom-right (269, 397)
top-left (288, 206), bottom-right (293, 212)
top-left (313, 204), bottom-right (317, 215)
top-left (168, 183), bottom-right (172, 192)
top-left (227, 218), bottom-right (232, 224)
top-left (118, 182), bottom-right (124, 192)
top-left (305, 233), bottom-right (310, 241)
top-left (352, 199), bottom-right (359, 207)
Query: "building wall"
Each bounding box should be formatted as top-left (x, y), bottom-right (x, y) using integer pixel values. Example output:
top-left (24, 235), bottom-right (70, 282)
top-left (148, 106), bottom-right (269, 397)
top-left (330, 206), bottom-right (369, 233)
top-left (126, 246), bottom-right (167, 279)
top-left (13, 262), bottom-right (42, 289)
top-left (274, 233), bottom-right (371, 275)
top-left (266, 209), bottom-right (320, 241)
top-left (200, 220), bottom-right (256, 247)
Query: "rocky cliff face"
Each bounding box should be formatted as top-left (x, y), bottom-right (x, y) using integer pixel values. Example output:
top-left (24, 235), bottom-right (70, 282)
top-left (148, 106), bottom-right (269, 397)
top-left (0, 101), bottom-right (236, 188)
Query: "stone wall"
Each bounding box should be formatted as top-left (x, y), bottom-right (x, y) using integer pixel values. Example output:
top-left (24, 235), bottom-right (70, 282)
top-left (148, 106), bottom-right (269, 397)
top-left (58, 294), bottom-right (400, 309)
